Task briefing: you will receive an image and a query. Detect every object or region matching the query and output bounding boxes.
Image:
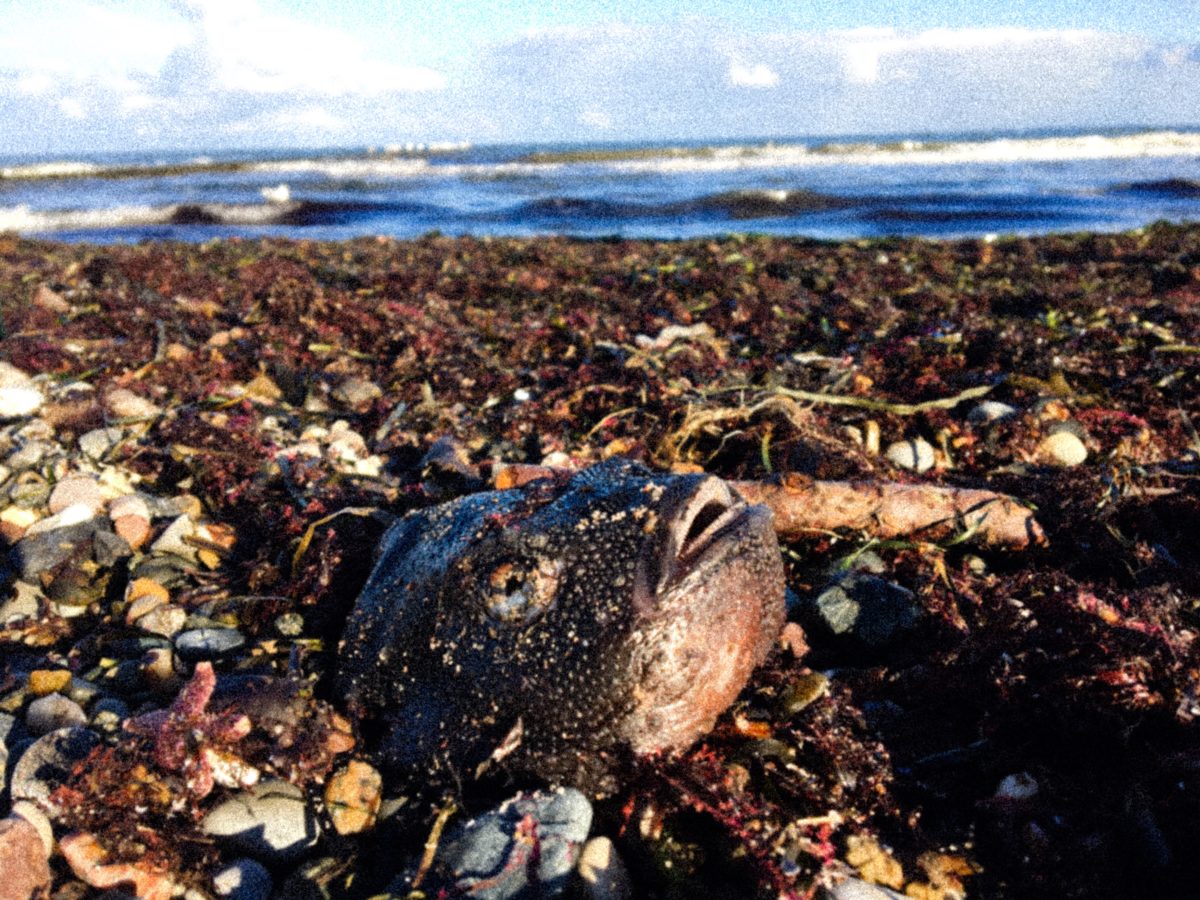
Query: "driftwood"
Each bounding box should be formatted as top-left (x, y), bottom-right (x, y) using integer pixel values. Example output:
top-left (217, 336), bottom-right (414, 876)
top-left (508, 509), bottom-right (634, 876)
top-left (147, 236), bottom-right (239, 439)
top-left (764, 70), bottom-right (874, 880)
top-left (493, 464), bottom-right (1045, 550)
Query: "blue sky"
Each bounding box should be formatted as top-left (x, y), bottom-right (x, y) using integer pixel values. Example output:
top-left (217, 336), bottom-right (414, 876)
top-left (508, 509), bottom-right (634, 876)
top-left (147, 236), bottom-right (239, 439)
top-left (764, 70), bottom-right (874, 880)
top-left (1, 0), bottom-right (1198, 155)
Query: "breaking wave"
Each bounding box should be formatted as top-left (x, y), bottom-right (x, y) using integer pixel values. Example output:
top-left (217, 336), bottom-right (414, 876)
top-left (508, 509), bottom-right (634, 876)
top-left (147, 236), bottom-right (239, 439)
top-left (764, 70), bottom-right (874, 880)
top-left (0, 199), bottom-right (406, 233)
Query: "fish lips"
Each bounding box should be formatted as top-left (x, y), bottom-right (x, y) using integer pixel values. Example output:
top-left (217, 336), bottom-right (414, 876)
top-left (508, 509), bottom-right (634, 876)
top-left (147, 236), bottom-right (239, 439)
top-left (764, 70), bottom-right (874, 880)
top-left (624, 476), bottom-right (786, 755)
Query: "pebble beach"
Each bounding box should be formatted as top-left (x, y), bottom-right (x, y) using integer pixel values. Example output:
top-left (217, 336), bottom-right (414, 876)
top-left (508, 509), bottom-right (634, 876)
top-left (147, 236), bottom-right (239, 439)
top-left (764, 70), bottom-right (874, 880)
top-left (0, 225), bottom-right (1197, 899)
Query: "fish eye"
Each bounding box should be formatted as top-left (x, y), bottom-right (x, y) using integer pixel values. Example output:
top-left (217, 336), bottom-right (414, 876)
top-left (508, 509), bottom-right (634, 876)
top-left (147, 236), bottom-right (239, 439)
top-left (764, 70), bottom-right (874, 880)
top-left (483, 558), bottom-right (562, 625)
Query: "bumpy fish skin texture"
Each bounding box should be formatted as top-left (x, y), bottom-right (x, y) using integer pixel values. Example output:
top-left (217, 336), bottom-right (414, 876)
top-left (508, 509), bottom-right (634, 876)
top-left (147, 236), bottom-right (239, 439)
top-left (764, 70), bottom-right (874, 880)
top-left (337, 458), bottom-right (786, 792)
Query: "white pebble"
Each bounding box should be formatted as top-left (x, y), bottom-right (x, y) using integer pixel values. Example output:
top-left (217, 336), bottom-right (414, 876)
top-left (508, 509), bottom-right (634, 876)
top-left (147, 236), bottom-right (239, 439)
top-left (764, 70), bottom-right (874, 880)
top-left (1038, 431), bottom-right (1087, 467)
top-left (0, 386), bottom-right (43, 419)
top-left (884, 438), bottom-right (935, 473)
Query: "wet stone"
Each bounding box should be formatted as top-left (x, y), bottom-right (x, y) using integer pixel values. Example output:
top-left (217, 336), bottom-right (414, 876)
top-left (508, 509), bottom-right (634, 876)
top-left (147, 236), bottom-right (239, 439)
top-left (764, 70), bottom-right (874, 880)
top-left (175, 627), bottom-right (247, 661)
top-left (0, 712), bottom-right (15, 794)
top-left (819, 878), bottom-right (908, 900)
top-left (806, 572), bottom-right (922, 651)
top-left (110, 493), bottom-right (152, 521)
top-left (9, 800), bottom-right (54, 858)
top-left (25, 693), bottom-right (88, 735)
top-left (92, 528), bottom-right (133, 567)
top-left (435, 788), bottom-right (593, 900)
top-left (212, 858), bottom-right (274, 900)
top-left (201, 779), bottom-right (321, 864)
top-left (9, 726), bottom-right (100, 809)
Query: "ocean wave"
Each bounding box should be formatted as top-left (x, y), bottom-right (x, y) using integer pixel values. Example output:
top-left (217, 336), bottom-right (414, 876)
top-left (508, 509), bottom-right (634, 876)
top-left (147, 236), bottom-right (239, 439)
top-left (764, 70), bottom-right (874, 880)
top-left (1109, 178), bottom-right (1200, 198)
top-left (600, 131), bottom-right (1200, 176)
top-left (0, 160), bottom-right (103, 179)
top-left (0, 199), bottom-right (403, 233)
top-left (509, 189), bottom-right (854, 222)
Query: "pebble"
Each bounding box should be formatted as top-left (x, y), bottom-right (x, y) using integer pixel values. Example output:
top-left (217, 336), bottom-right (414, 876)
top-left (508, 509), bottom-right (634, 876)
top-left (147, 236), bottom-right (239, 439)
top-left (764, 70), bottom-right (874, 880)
top-left (0, 580), bottom-right (43, 624)
top-left (90, 697), bottom-right (130, 735)
top-left (201, 779), bottom-right (321, 864)
top-left (332, 377), bottom-right (382, 408)
top-left (883, 437), bottom-right (936, 473)
top-left (437, 788), bottom-right (593, 900)
top-left (176, 627), bottom-right (247, 661)
top-left (212, 858), bottom-right (274, 900)
top-left (110, 493), bottom-right (152, 521)
top-left (25, 693), bottom-right (88, 735)
top-left (9, 726), bottom-right (100, 808)
top-left (33, 283), bottom-right (71, 313)
top-left (114, 513), bottom-right (152, 549)
top-left (151, 514), bottom-right (197, 560)
top-left (78, 426), bottom-right (125, 459)
top-left (141, 646), bottom-right (182, 691)
top-left (807, 572), bottom-right (921, 650)
top-left (10, 520), bottom-right (98, 580)
top-left (27, 669), bottom-right (72, 696)
top-left (0, 816), bottom-right (52, 898)
top-left (819, 877), bottom-right (907, 900)
top-left (48, 474), bottom-right (104, 515)
top-left (0, 504), bottom-right (38, 537)
top-left (576, 836), bottom-right (633, 900)
top-left (138, 603), bottom-right (188, 638)
top-left (995, 772), bottom-right (1040, 802)
top-left (6, 440), bottom-right (55, 472)
top-left (125, 577), bottom-right (170, 616)
top-left (0, 712), bottom-right (14, 794)
top-left (324, 759), bottom-right (383, 835)
top-left (0, 360), bottom-right (33, 388)
top-left (9, 800), bottom-right (54, 857)
top-left (1037, 430), bottom-right (1088, 467)
top-left (968, 400), bottom-right (1018, 424)
top-left (0, 385), bottom-right (44, 420)
top-left (105, 387), bottom-right (163, 420)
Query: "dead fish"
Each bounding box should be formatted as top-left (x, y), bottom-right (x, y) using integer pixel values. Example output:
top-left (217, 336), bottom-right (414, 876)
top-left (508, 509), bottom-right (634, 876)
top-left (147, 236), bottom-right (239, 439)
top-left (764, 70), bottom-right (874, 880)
top-left (336, 458), bottom-right (786, 792)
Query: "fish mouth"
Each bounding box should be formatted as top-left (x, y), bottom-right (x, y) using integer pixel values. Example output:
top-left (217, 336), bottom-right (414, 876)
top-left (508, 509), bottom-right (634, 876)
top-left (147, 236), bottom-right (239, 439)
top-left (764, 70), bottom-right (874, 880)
top-left (656, 476), bottom-right (769, 591)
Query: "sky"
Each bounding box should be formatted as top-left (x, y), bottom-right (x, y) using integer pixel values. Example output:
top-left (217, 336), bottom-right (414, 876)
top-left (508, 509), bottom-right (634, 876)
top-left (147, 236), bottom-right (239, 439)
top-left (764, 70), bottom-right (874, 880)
top-left (1, 0), bottom-right (1199, 156)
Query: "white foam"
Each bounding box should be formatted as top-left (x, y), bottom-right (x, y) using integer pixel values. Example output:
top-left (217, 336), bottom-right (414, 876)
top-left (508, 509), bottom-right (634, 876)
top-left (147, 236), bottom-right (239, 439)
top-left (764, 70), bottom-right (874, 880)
top-left (0, 201), bottom-right (300, 233)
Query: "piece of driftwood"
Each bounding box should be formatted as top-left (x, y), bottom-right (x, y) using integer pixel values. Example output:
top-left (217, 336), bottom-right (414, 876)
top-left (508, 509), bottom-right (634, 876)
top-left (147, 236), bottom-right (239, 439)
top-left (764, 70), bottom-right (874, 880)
top-left (493, 464), bottom-right (1045, 550)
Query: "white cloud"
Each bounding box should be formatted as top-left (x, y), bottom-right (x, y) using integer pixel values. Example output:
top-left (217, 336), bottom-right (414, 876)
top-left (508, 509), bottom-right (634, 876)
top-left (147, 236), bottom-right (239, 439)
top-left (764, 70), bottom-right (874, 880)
top-left (729, 62), bottom-right (780, 88)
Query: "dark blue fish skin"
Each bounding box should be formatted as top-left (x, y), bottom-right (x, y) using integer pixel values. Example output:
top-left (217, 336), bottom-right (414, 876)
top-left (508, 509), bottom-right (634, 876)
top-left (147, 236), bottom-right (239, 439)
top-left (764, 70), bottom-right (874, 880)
top-left (337, 459), bottom-right (786, 793)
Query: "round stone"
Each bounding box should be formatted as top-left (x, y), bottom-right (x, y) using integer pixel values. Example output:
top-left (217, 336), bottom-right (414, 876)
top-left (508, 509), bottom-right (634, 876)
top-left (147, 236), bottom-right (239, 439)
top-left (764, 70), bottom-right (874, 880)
top-left (1038, 430), bottom-right (1088, 467)
top-left (884, 438), bottom-right (936, 473)
top-left (968, 400), bottom-right (1018, 424)
top-left (25, 694), bottom-right (88, 735)
top-left (10, 727), bottom-right (100, 808)
top-left (137, 604), bottom-right (188, 639)
top-left (105, 388), bottom-right (163, 420)
top-left (175, 627), bottom-right (247, 661)
top-left (201, 780), bottom-right (321, 863)
top-left (49, 475), bottom-right (103, 516)
top-left (324, 760), bottom-right (383, 835)
top-left (439, 788), bottom-right (593, 900)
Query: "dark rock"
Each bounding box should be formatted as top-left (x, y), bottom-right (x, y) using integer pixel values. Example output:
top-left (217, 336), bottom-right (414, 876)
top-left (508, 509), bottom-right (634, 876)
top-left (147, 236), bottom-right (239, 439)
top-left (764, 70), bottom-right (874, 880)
top-left (175, 627), bottom-right (247, 661)
top-left (10, 520), bottom-right (98, 580)
top-left (430, 788), bottom-right (593, 899)
top-left (804, 572), bottom-right (921, 651)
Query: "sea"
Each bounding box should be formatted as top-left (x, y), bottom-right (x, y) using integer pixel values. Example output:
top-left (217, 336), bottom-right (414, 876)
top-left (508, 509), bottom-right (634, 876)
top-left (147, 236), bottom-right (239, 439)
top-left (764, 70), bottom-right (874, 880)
top-left (3, 128), bottom-right (1200, 243)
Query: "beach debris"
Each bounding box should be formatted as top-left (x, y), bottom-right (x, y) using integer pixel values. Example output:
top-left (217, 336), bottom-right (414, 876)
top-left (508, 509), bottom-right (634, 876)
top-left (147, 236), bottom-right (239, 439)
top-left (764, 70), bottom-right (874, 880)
top-left (496, 465), bottom-right (1045, 550)
top-left (338, 458), bottom-right (786, 791)
top-left (123, 661), bottom-right (256, 798)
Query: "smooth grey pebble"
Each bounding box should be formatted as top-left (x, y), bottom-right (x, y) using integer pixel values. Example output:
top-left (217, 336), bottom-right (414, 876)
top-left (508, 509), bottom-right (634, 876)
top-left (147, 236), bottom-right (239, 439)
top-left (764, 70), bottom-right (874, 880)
top-left (175, 627), bottom-right (247, 661)
top-left (25, 694), bottom-right (88, 735)
top-left (201, 780), bottom-right (320, 864)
